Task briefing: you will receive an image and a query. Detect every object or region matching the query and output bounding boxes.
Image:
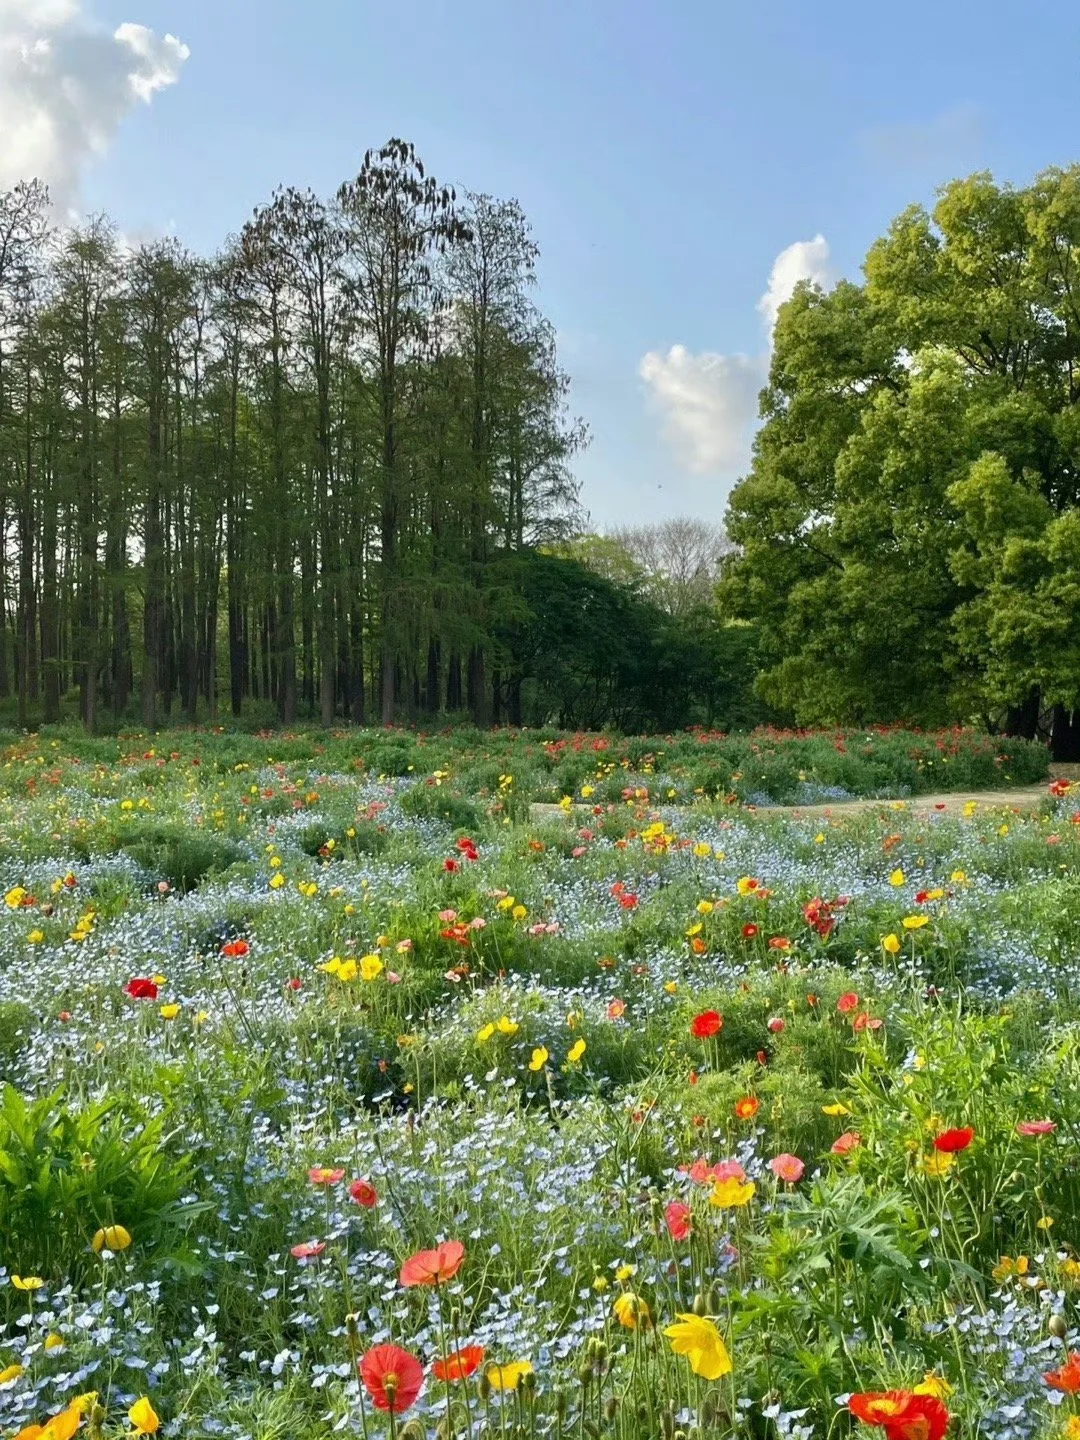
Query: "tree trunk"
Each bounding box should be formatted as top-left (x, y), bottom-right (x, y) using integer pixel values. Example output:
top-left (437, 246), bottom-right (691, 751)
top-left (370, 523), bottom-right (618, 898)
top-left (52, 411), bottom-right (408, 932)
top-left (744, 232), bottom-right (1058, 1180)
top-left (1051, 704), bottom-right (1080, 762)
top-left (1005, 688), bottom-right (1041, 739)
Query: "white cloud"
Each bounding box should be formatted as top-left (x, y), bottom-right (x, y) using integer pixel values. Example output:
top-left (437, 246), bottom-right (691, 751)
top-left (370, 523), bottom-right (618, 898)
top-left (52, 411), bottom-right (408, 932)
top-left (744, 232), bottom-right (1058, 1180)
top-left (0, 0), bottom-right (189, 212)
top-left (640, 235), bottom-right (833, 480)
top-left (638, 346), bottom-right (763, 476)
top-left (757, 233), bottom-right (832, 336)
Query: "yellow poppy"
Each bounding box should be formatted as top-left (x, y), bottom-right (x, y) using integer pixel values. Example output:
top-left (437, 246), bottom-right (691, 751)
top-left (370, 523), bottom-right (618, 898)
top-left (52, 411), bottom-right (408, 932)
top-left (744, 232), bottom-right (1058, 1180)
top-left (128, 1397), bottom-right (161, 1435)
top-left (663, 1314), bottom-right (732, 1380)
top-left (487, 1361), bottom-right (533, 1391)
top-left (92, 1224), bottom-right (132, 1253)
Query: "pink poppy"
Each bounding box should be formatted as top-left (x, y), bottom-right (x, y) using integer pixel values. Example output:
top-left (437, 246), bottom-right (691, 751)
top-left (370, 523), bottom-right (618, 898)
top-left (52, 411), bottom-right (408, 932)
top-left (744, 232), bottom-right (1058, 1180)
top-left (769, 1153), bottom-right (805, 1183)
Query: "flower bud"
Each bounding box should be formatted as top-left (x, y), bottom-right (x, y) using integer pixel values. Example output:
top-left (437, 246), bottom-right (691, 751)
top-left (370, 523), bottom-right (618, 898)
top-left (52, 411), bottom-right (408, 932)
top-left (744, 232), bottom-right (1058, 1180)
top-left (1050, 1313), bottom-right (1069, 1339)
top-left (692, 1291), bottom-right (707, 1315)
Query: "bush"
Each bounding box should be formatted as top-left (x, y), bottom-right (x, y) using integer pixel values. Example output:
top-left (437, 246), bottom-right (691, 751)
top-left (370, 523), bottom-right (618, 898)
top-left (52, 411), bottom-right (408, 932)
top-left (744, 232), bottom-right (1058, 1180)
top-left (113, 820), bottom-right (245, 891)
top-left (398, 782), bottom-right (484, 831)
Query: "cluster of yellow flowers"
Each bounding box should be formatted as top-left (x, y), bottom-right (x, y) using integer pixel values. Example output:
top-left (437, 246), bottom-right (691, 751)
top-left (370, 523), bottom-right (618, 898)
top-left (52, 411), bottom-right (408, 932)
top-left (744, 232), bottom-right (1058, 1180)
top-left (320, 954), bottom-right (384, 983)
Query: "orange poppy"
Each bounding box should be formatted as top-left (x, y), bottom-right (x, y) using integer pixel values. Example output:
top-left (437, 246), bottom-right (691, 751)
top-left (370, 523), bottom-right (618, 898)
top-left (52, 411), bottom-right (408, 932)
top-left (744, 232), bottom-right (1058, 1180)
top-left (400, 1239), bottom-right (465, 1287)
top-left (734, 1097), bottom-right (760, 1121)
top-left (1045, 1353), bottom-right (1080, 1393)
top-left (433, 1345), bottom-right (485, 1382)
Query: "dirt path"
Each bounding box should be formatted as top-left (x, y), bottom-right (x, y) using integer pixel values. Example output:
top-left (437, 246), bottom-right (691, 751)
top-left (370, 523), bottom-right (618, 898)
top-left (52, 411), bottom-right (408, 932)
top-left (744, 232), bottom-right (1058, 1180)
top-left (530, 768), bottom-right (1077, 825)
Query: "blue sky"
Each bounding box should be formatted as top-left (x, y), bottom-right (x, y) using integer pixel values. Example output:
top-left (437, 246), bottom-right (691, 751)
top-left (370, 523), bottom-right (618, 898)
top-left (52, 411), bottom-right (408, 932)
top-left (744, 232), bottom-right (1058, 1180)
top-left (4, 0), bottom-right (1079, 526)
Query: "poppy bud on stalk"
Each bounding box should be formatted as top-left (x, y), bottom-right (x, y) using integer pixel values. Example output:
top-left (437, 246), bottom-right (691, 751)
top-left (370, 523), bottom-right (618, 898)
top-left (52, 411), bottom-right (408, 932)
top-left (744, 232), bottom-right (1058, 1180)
top-left (1050, 1314), bottom-right (1069, 1339)
top-left (692, 1291), bottom-right (707, 1315)
top-left (478, 1371), bottom-right (492, 1400)
top-left (604, 1396), bottom-right (619, 1422)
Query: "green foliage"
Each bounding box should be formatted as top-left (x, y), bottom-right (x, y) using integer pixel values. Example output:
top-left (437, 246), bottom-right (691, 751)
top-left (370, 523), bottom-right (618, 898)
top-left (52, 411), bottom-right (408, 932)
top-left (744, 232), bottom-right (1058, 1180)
top-left (0, 1084), bottom-right (193, 1277)
top-left (722, 165), bottom-right (1080, 751)
top-left (398, 781), bottom-right (485, 831)
top-left (499, 550), bottom-right (765, 731)
top-left (110, 819), bottom-right (245, 891)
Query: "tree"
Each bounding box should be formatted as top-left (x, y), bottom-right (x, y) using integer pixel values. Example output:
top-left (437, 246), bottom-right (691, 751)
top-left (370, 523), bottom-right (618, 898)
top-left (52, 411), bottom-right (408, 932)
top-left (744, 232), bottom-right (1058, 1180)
top-left (611, 518), bottom-right (731, 616)
top-left (0, 141), bottom-right (585, 732)
top-left (337, 140), bottom-right (470, 725)
top-left (721, 164), bottom-right (1080, 755)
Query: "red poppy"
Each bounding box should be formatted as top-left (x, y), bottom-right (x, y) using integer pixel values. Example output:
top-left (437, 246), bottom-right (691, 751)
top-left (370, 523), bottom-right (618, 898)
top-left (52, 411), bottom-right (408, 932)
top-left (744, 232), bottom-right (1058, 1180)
top-left (1045, 1352), bottom-right (1080, 1394)
top-left (349, 1178), bottom-right (378, 1207)
top-left (664, 1200), bottom-right (692, 1241)
top-left (849, 1390), bottom-right (949, 1440)
top-left (360, 1343), bottom-right (425, 1412)
top-left (290, 1241), bottom-right (325, 1259)
top-left (433, 1345), bottom-right (485, 1382)
top-left (690, 1010), bottom-right (722, 1039)
top-left (618, 893), bottom-right (639, 911)
top-left (836, 992), bottom-right (859, 1014)
top-left (221, 939), bottom-right (249, 958)
top-left (767, 1017), bottom-right (785, 1033)
top-left (932, 1127), bottom-right (974, 1153)
top-left (734, 1096), bottom-right (760, 1121)
top-left (124, 978), bottom-right (159, 1000)
top-left (1017, 1119), bottom-right (1056, 1137)
top-left (769, 936), bottom-right (792, 951)
top-left (443, 858), bottom-right (460, 873)
top-left (286, 977), bottom-right (302, 991)
top-left (308, 1166), bottom-right (345, 1185)
top-left (742, 923), bottom-right (759, 939)
top-left (831, 1131), bottom-right (861, 1156)
top-left (399, 1239), bottom-right (465, 1287)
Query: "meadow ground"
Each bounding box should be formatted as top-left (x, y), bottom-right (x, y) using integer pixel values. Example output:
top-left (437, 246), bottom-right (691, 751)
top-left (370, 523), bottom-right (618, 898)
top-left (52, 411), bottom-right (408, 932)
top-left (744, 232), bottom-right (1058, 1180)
top-left (0, 726), bottom-right (1078, 1440)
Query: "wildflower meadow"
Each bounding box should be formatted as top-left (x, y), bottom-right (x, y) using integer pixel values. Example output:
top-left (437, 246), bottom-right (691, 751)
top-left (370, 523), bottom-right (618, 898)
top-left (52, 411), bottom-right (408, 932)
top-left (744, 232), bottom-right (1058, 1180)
top-left (0, 725), bottom-right (1077, 1440)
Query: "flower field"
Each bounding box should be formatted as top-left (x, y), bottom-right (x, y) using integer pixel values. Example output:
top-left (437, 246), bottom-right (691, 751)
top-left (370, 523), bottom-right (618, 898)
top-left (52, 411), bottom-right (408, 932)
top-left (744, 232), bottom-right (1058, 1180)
top-left (0, 726), bottom-right (1077, 1440)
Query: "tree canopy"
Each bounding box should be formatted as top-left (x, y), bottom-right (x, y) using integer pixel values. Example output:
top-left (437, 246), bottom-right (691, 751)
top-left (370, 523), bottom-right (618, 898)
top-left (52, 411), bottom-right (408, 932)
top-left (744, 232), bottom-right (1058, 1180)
top-left (721, 165), bottom-right (1080, 757)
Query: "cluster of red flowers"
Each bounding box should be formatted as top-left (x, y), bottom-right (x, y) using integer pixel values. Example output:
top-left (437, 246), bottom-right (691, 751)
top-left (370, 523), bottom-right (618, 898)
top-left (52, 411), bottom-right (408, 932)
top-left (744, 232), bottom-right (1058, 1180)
top-left (610, 881), bottom-right (639, 911)
top-left (836, 991), bottom-right (882, 1032)
top-left (850, 1389), bottom-right (949, 1440)
top-left (357, 1240), bottom-right (474, 1413)
top-left (803, 894), bottom-right (848, 938)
